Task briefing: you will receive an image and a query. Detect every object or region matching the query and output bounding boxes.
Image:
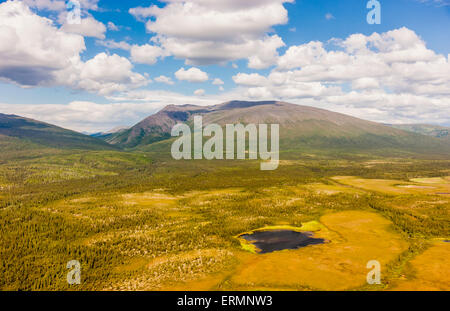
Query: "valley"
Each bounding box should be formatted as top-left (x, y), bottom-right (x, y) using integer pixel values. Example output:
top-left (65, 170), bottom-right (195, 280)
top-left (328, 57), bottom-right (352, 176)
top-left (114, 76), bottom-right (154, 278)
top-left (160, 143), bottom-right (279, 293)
top-left (0, 101), bottom-right (449, 291)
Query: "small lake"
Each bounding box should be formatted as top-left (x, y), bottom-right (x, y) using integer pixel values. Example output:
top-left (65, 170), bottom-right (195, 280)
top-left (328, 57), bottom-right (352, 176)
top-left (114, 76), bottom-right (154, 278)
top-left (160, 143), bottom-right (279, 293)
top-left (240, 230), bottom-right (325, 254)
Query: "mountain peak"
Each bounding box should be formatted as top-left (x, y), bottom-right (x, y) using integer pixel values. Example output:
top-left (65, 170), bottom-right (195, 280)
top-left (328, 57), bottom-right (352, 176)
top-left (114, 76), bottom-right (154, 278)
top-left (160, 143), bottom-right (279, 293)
top-left (217, 100), bottom-right (282, 110)
top-left (104, 100), bottom-right (450, 156)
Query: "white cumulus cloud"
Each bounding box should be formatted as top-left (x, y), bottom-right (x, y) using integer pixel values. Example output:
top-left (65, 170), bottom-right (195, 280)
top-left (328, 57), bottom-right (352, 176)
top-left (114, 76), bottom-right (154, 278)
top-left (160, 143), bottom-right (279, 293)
top-left (60, 16), bottom-right (106, 39)
top-left (233, 73), bottom-right (268, 86)
top-left (0, 1), bottom-right (85, 86)
top-left (0, 1), bottom-right (147, 95)
top-left (175, 67), bottom-right (209, 82)
top-left (130, 44), bottom-right (165, 65)
top-left (275, 27), bottom-right (450, 97)
top-left (194, 89), bottom-right (205, 96)
top-left (130, 0), bottom-right (292, 68)
top-left (75, 53), bottom-right (148, 95)
top-left (155, 75), bottom-right (175, 85)
top-left (212, 78), bottom-right (224, 85)
top-left (97, 40), bottom-right (132, 51)
top-left (107, 21), bottom-right (119, 31)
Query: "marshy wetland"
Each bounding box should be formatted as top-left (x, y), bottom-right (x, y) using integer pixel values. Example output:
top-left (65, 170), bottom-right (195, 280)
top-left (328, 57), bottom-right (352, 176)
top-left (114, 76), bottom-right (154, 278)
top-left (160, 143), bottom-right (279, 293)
top-left (0, 154), bottom-right (449, 291)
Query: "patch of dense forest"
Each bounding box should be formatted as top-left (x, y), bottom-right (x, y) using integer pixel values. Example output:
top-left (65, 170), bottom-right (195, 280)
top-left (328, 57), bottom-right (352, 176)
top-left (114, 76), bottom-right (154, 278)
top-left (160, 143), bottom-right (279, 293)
top-left (0, 147), bottom-right (449, 290)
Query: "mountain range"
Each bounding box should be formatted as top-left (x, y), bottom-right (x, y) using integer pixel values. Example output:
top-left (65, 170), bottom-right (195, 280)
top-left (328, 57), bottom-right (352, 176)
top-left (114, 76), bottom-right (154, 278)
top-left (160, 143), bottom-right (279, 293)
top-left (1, 101), bottom-right (449, 157)
top-left (386, 124), bottom-right (450, 140)
top-left (104, 101), bottom-right (450, 157)
top-left (0, 113), bottom-right (115, 151)
top-left (90, 126), bottom-right (129, 141)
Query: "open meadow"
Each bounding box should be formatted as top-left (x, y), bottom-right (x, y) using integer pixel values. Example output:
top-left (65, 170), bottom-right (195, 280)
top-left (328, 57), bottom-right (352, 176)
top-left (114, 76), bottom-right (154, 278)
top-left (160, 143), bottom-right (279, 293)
top-left (1, 149), bottom-right (448, 291)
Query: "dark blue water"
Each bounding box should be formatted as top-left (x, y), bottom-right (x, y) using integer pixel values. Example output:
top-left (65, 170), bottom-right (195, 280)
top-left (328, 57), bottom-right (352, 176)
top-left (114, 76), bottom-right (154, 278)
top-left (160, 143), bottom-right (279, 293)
top-left (241, 230), bottom-right (325, 254)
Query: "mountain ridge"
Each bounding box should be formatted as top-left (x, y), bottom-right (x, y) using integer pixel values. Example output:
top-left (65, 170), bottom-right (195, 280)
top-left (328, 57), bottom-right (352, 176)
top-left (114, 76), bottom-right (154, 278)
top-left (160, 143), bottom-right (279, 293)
top-left (386, 124), bottom-right (450, 140)
top-left (2, 101), bottom-right (449, 157)
top-left (108, 101), bottom-right (450, 155)
top-left (0, 113), bottom-right (117, 151)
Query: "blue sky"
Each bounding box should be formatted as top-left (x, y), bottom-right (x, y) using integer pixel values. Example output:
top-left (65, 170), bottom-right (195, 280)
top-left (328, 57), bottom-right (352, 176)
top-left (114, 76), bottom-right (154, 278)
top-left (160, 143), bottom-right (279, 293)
top-left (0, 0), bottom-right (449, 132)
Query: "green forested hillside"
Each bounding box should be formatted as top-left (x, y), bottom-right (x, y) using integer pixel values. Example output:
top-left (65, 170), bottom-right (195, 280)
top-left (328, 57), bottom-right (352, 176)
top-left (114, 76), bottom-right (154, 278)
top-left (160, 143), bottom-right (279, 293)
top-left (387, 124), bottom-right (450, 140)
top-left (0, 113), bottom-right (117, 151)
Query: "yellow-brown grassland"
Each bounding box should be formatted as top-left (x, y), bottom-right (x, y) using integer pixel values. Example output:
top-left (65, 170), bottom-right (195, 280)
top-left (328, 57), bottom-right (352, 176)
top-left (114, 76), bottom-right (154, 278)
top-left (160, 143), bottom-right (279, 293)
top-left (1, 154), bottom-right (449, 291)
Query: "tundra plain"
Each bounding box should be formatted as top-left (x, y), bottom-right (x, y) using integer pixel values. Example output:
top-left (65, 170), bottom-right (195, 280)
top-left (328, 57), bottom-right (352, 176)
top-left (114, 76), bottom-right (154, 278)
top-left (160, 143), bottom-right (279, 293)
top-left (1, 151), bottom-right (449, 291)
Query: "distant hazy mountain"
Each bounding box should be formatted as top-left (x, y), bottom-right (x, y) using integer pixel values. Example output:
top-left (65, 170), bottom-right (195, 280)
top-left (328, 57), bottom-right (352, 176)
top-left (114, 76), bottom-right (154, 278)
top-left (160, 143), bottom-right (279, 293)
top-left (109, 100), bottom-right (450, 156)
top-left (386, 124), bottom-right (450, 140)
top-left (91, 126), bottom-right (129, 141)
top-left (0, 113), bottom-right (116, 150)
top-left (2, 102), bottom-right (449, 157)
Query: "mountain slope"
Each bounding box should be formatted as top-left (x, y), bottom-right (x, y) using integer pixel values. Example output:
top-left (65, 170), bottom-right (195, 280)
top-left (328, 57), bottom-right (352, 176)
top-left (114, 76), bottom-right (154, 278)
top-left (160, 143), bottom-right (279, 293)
top-left (91, 126), bottom-right (129, 141)
top-left (386, 124), bottom-right (450, 140)
top-left (107, 100), bottom-right (450, 157)
top-left (0, 113), bottom-right (117, 150)
top-left (108, 105), bottom-right (210, 148)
